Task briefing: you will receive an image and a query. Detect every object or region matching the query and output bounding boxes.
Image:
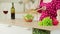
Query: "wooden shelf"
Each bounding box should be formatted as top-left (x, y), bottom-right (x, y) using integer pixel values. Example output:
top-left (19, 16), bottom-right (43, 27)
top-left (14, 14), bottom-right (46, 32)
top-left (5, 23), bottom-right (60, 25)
top-left (0, 18), bottom-right (60, 31)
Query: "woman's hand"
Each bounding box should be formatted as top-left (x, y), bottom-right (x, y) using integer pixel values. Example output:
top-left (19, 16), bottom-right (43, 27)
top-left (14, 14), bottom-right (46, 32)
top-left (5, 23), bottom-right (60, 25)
top-left (36, 6), bottom-right (46, 11)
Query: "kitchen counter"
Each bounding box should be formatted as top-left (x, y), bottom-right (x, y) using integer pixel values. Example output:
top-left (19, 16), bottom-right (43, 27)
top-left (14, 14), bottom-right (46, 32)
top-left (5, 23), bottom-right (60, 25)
top-left (0, 18), bottom-right (60, 31)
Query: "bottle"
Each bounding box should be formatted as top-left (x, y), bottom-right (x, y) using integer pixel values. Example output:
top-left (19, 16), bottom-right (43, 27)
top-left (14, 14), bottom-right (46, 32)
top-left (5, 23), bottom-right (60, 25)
top-left (11, 2), bottom-right (15, 19)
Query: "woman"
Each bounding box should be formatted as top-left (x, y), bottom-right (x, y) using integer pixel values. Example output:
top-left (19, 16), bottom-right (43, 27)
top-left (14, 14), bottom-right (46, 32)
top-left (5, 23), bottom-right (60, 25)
top-left (37, 0), bottom-right (60, 25)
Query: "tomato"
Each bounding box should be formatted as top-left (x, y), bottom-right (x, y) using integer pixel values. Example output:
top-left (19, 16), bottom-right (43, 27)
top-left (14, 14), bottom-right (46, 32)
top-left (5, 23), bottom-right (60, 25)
top-left (52, 18), bottom-right (59, 26)
top-left (25, 19), bottom-right (32, 22)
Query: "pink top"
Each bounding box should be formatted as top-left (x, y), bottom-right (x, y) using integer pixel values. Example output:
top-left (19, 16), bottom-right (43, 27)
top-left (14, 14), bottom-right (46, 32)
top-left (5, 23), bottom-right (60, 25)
top-left (38, 0), bottom-right (60, 20)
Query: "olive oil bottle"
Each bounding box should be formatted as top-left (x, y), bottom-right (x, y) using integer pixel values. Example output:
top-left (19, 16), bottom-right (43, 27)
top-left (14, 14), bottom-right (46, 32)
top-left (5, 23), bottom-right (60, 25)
top-left (11, 2), bottom-right (15, 19)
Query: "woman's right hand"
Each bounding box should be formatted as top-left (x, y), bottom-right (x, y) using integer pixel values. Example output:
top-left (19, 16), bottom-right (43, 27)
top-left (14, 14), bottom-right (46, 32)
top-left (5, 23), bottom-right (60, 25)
top-left (36, 6), bottom-right (46, 11)
top-left (35, 6), bottom-right (46, 13)
top-left (35, 8), bottom-right (42, 11)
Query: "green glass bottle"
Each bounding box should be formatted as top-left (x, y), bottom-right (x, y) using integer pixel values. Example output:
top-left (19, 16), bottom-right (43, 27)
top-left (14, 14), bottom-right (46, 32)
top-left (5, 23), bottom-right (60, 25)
top-left (11, 2), bottom-right (15, 19)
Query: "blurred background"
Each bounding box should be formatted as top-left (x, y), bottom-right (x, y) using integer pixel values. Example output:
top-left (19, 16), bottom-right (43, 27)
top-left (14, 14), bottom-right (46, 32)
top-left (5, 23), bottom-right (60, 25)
top-left (0, 0), bottom-right (60, 34)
